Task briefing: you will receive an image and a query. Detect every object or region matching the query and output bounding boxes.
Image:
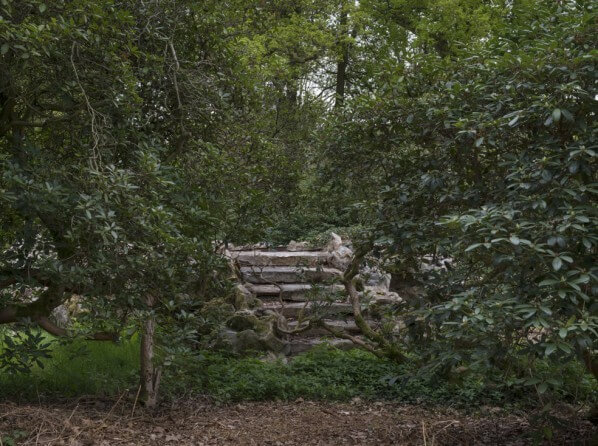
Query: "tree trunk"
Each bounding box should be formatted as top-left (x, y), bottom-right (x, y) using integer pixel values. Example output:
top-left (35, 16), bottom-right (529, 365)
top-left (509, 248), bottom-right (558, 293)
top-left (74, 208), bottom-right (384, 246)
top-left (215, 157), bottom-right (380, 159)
top-left (335, 3), bottom-right (358, 109)
top-left (334, 9), bottom-right (348, 109)
top-left (139, 296), bottom-right (161, 407)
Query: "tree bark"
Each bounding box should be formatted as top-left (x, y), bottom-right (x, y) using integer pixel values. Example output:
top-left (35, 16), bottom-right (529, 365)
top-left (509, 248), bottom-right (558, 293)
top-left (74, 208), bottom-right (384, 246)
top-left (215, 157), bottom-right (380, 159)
top-left (342, 244), bottom-right (405, 362)
top-left (334, 9), bottom-right (349, 109)
top-left (0, 283), bottom-right (118, 341)
top-left (139, 295), bottom-right (161, 408)
top-left (335, 2), bottom-right (358, 109)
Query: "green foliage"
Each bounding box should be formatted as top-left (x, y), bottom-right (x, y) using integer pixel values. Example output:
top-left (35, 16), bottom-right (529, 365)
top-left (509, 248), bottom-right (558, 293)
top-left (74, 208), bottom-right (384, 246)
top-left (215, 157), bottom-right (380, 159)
top-left (1, 0), bottom-right (596, 408)
top-left (317, 0), bottom-right (597, 387)
top-left (1, 430), bottom-right (27, 446)
top-left (0, 325), bottom-right (53, 374)
top-left (2, 337), bottom-right (595, 407)
top-left (167, 346), bottom-right (401, 402)
top-left (0, 334), bottom-right (139, 399)
top-left (0, 0), bottom-right (236, 371)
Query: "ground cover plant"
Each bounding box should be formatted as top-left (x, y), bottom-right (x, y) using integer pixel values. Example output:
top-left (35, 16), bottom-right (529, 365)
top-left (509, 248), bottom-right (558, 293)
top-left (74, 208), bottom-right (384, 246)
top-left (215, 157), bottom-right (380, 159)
top-left (2, 336), bottom-right (595, 410)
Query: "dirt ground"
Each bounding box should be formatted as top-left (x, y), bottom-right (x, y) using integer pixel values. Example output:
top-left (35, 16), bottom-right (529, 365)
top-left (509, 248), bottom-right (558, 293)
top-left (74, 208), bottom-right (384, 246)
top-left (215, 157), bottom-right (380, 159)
top-left (0, 398), bottom-right (595, 446)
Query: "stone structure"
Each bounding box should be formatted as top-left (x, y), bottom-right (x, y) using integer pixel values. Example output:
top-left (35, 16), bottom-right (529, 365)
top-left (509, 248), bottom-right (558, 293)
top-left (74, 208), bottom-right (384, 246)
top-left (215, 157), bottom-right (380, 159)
top-left (221, 234), bottom-right (402, 355)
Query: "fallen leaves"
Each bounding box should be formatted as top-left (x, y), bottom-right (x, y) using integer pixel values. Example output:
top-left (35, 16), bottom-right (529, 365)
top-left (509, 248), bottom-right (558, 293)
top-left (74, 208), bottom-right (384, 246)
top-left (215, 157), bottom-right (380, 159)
top-left (0, 399), bottom-right (594, 445)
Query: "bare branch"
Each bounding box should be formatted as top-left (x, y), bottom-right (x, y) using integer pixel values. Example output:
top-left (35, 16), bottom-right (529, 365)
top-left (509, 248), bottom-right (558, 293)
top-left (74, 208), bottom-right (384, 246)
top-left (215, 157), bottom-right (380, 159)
top-left (320, 320), bottom-right (384, 357)
top-left (36, 316), bottom-right (119, 341)
top-left (0, 285), bottom-right (118, 341)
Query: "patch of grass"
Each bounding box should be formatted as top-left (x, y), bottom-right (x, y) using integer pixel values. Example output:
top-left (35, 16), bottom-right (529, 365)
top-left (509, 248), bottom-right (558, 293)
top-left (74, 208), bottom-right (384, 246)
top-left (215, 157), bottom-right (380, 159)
top-left (0, 335), bottom-right (139, 400)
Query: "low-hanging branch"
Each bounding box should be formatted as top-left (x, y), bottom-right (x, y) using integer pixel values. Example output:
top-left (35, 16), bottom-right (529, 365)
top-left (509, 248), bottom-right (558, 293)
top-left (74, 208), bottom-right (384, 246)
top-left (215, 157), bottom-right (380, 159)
top-left (320, 320), bottom-right (384, 358)
top-left (36, 316), bottom-right (119, 341)
top-left (0, 285), bottom-right (119, 342)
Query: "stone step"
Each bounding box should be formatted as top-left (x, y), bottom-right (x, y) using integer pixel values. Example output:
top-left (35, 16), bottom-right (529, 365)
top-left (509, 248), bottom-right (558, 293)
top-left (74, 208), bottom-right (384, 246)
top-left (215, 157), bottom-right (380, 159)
top-left (288, 338), bottom-right (358, 355)
top-left (247, 283), bottom-right (346, 301)
top-left (228, 245), bottom-right (322, 252)
top-left (257, 301), bottom-right (353, 318)
top-left (241, 266), bottom-right (343, 284)
top-left (286, 319), bottom-right (362, 336)
top-left (232, 250), bottom-right (332, 267)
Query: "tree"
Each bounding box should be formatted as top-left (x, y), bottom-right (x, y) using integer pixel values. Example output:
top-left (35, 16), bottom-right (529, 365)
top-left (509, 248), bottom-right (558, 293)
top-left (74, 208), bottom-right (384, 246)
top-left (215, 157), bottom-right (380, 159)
top-left (316, 0), bottom-right (597, 390)
top-left (0, 0), bottom-right (239, 405)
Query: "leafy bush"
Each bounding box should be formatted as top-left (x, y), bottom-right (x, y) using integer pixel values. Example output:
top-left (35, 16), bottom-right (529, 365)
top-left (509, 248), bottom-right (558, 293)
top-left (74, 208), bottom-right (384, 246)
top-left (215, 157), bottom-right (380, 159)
top-left (164, 346), bottom-right (596, 407)
top-left (317, 0), bottom-right (597, 391)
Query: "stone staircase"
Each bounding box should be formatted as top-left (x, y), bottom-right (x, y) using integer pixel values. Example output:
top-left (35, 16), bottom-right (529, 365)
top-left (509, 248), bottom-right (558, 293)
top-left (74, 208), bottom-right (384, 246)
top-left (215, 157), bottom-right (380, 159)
top-left (224, 236), bottom-right (402, 355)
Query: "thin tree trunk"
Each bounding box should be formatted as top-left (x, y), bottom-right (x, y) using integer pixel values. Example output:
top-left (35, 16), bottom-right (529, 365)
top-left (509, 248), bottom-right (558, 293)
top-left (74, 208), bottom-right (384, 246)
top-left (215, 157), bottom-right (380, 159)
top-left (139, 295), bottom-right (161, 407)
top-left (335, 3), bottom-right (358, 109)
top-left (334, 9), bottom-right (348, 109)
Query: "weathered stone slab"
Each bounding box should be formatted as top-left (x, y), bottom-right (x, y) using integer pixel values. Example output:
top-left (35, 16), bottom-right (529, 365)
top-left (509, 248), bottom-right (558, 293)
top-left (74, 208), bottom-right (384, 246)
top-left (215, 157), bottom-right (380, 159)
top-left (246, 283), bottom-right (345, 301)
top-left (233, 250), bottom-right (332, 267)
top-left (241, 266), bottom-right (343, 284)
top-left (257, 301), bottom-right (352, 318)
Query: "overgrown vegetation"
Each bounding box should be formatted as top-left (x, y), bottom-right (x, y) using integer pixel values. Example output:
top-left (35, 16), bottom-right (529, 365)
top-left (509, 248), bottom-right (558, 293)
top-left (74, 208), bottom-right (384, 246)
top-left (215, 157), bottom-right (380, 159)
top-left (2, 336), bottom-right (595, 411)
top-left (1, 0), bottom-right (596, 416)
top-left (311, 0), bottom-right (598, 397)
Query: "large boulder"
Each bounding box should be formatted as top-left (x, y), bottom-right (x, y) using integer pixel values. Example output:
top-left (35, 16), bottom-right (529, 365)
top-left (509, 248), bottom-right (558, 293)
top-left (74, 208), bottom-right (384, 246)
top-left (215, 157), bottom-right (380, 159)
top-left (226, 310), bottom-right (265, 331)
top-left (287, 240), bottom-right (311, 251)
top-left (235, 328), bottom-right (288, 354)
top-left (326, 233), bottom-right (343, 251)
top-left (50, 295), bottom-right (83, 328)
top-left (232, 284), bottom-right (261, 310)
top-left (51, 305), bottom-right (71, 328)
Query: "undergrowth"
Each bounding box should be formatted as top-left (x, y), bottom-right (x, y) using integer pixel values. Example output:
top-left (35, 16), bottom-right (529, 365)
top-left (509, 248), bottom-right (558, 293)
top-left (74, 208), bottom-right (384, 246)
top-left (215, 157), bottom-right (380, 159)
top-left (1, 336), bottom-right (595, 409)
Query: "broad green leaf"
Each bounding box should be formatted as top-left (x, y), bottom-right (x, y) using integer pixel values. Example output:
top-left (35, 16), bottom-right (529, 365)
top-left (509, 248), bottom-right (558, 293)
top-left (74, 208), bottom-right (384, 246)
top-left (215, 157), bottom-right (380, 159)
top-left (552, 108), bottom-right (561, 122)
top-left (552, 257), bottom-right (563, 271)
top-left (540, 306), bottom-right (552, 315)
top-left (465, 243), bottom-right (482, 252)
top-left (558, 343), bottom-right (572, 354)
top-left (572, 274), bottom-right (589, 284)
top-left (539, 279), bottom-right (558, 286)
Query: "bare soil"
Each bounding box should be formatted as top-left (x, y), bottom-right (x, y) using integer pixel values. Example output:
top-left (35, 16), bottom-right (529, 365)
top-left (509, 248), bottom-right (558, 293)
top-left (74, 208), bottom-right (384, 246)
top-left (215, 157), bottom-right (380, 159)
top-left (0, 398), bottom-right (595, 445)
